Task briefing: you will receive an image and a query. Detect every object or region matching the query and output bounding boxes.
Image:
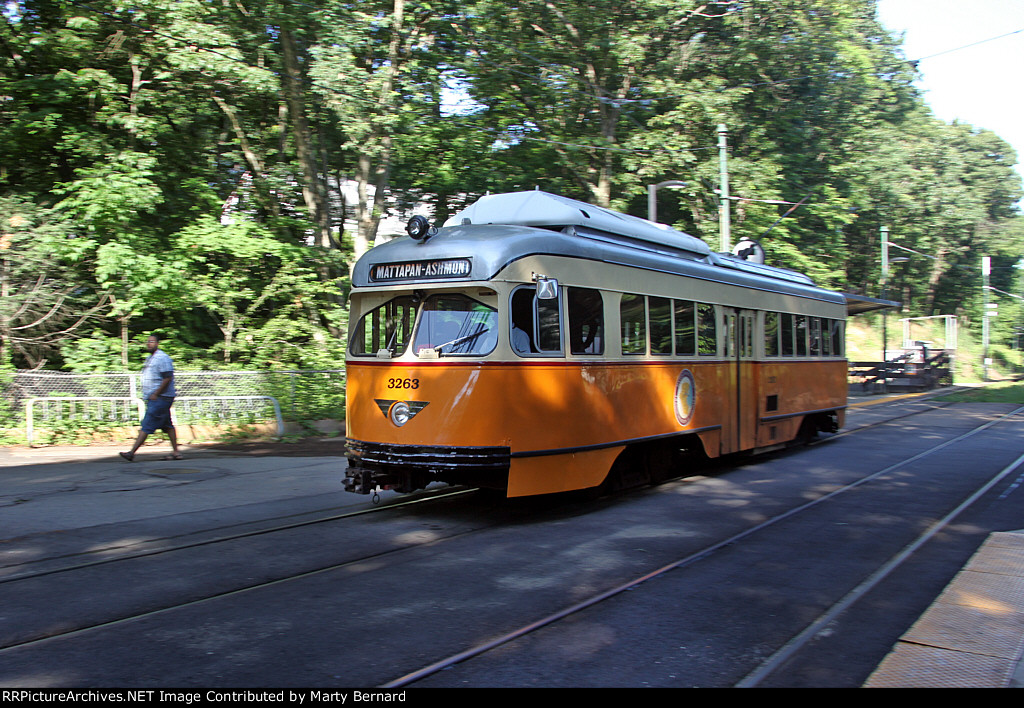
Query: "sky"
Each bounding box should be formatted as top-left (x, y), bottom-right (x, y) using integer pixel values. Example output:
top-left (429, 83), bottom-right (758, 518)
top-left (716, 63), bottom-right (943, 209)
top-left (876, 0), bottom-right (1024, 181)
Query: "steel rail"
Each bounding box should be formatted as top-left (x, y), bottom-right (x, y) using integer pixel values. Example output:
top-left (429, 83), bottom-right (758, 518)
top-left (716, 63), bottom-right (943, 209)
top-left (0, 487), bottom-right (489, 653)
top-left (0, 485), bottom-right (476, 586)
top-left (737, 444), bottom-right (1024, 687)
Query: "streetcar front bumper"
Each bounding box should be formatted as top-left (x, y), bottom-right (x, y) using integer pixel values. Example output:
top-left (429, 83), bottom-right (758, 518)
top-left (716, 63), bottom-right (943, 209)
top-left (343, 438), bottom-right (511, 494)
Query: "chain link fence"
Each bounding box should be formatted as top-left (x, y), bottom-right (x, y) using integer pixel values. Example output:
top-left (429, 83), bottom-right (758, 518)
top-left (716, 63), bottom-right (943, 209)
top-left (2, 369), bottom-right (346, 443)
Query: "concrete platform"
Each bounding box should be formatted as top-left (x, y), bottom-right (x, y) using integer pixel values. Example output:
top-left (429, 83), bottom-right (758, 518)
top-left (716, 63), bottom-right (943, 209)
top-left (865, 531), bottom-right (1024, 688)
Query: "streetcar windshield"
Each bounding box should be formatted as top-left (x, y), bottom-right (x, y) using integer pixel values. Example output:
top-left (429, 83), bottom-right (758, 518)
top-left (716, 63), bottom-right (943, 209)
top-left (413, 294), bottom-right (498, 356)
top-left (350, 295), bottom-right (418, 357)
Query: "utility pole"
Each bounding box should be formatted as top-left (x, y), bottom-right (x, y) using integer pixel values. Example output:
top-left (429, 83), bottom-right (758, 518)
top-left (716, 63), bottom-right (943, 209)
top-left (881, 226), bottom-right (889, 391)
top-left (982, 255), bottom-right (991, 382)
top-left (717, 124), bottom-right (731, 252)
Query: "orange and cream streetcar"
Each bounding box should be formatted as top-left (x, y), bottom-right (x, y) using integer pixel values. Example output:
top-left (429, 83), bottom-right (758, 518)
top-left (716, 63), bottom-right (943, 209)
top-left (343, 191), bottom-right (847, 498)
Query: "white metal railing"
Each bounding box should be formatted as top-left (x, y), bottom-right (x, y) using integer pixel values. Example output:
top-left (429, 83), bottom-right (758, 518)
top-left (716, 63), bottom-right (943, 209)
top-left (8, 369), bottom-right (345, 418)
top-left (26, 397), bottom-right (142, 445)
top-left (25, 395), bottom-right (284, 445)
top-left (173, 396), bottom-right (284, 437)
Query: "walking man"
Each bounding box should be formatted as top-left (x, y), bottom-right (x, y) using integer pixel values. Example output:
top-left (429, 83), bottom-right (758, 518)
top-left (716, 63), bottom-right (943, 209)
top-left (120, 334), bottom-right (182, 461)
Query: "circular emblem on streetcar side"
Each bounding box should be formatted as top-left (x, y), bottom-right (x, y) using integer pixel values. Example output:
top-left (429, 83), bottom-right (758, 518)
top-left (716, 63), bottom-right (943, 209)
top-left (675, 369), bottom-right (697, 426)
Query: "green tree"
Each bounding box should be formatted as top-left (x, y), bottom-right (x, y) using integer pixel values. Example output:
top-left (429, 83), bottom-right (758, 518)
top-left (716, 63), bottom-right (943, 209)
top-left (175, 216), bottom-right (345, 367)
top-left (0, 197), bottom-right (107, 368)
top-left (2, 0), bottom-right (1021, 376)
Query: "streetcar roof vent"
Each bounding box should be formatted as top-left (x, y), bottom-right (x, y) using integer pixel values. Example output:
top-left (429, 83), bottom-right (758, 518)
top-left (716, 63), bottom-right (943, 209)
top-left (444, 190), bottom-right (712, 257)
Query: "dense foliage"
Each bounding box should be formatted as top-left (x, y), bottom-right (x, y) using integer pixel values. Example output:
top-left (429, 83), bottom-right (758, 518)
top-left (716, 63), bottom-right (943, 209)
top-left (1, 0), bottom-right (1021, 373)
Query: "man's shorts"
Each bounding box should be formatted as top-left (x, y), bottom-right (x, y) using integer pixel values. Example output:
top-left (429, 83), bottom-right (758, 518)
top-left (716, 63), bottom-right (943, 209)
top-left (141, 396), bottom-right (175, 434)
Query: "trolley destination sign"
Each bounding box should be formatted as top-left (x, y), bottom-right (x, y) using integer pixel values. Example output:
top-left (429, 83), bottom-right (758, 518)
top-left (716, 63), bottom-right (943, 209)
top-left (369, 258), bottom-right (472, 282)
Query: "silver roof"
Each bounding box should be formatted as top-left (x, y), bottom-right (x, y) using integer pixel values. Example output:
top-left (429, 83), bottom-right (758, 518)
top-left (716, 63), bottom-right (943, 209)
top-left (443, 190), bottom-right (712, 256)
top-left (352, 221), bottom-right (845, 305)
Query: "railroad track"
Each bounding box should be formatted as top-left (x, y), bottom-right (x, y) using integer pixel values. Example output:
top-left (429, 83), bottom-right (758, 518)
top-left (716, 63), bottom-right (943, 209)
top-left (1, 393), bottom-right (949, 586)
top-left (1, 397), bottom-right (1020, 687)
top-left (0, 484), bottom-right (504, 651)
top-left (0, 485), bottom-right (478, 585)
top-left (383, 402), bottom-right (1024, 687)
top-left (0, 393), bottom-right (951, 589)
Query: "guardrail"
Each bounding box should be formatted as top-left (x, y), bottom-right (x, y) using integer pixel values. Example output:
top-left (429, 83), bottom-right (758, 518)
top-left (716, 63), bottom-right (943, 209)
top-left (25, 395), bottom-right (284, 446)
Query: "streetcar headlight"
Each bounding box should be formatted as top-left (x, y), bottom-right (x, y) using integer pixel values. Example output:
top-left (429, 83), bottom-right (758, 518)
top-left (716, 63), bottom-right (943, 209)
top-left (406, 216), bottom-right (436, 242)
top-left (389, 401), bottom-right (412, 427)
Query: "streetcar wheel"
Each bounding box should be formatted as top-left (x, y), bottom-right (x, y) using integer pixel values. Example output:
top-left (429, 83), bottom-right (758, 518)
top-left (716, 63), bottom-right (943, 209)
top-left (606, 446), bottom-right (651, 492)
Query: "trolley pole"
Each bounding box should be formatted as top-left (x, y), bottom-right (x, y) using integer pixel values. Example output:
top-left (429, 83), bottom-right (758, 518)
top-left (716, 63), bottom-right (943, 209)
top-left (718, 124), bottom-right (731, 252)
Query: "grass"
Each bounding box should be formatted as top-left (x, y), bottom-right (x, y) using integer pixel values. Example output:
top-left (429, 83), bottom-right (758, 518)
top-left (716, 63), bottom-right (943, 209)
top-left (846, 315), bottom-right (1023, 383)
top-left (936, 381), bottom-right (1024, 404)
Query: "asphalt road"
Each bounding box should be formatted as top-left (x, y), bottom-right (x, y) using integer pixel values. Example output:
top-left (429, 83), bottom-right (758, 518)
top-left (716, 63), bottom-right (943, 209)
top-left (1, 399), bottom-right (1022, 688)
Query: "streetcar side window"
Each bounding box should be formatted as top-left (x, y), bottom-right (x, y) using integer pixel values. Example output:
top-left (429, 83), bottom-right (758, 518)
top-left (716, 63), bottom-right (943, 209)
top-left (831, 319), bottom-right (844, 357)
top-left (821, 318), bottom-right (832, 356)
top-left (698, 303), bottom-right (717, 355)
top-left (620, 294), bottom-right (646, 355)
top-left (781, 314), bottom-right (795, 356)
top-left (741, 312), bottom-right (754, 358)
top-left (723, 311), bottom-right (735, 359)
top-left (795, 315), bottom-right (808, 356)
top-left (536, 291), bottom-right (562, 353)
top-left (649, 296), bottom-right (673, 355)
top-left (568, 288), bottom-right (604, 355)
top-left (810, 317), bottom-right (822, 356)
top-left (510, 285), bottom-right (563, 356)
top-left (674, 300), bottom-right (696, 356)
top-left (765, 312), bottom-right (779, 357)
top-left (510, 288), bottom-right (536, 354)
top-left (351, 296), bottom-right (417, 357)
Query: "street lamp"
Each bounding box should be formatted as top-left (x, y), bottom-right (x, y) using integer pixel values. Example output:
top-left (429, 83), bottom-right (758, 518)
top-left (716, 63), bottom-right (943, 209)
top-left (647, 180), bottom-right (688, 224)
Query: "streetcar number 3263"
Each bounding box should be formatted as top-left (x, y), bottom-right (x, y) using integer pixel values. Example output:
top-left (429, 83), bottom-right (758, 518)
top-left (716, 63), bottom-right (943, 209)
top-left (387, 378), bottom-right (420, 389)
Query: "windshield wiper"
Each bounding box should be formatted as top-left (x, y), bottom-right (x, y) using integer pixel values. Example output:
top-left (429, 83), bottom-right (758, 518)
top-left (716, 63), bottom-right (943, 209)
top-left (434, 328), bottom-right (486, 354)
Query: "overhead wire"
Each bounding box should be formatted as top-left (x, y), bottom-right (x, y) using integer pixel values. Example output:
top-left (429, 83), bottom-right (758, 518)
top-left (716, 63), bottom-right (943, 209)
top-left (913, 26), bottom-right (1024, 62)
